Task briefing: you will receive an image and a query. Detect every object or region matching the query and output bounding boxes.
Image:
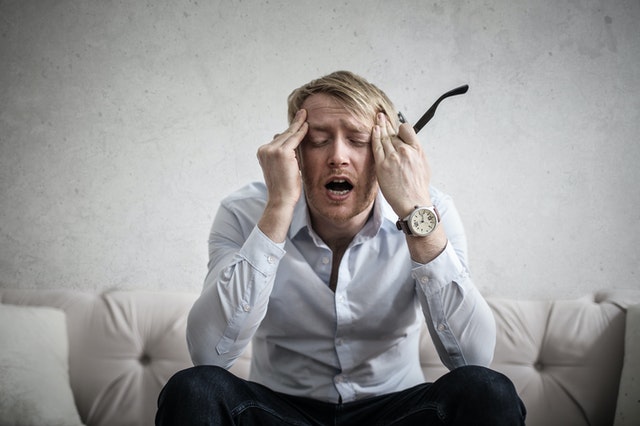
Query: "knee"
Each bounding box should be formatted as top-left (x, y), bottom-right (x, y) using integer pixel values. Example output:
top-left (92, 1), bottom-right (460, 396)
top-left (169, 365), bottom-right (229, 384)
top-left (157, 366), bottom-right (238, 425)
top-left (459, 366), bottom-right (514, 393)
top-left (160, 365), bottom-right (236, 402)
top-left (442, 366), bottom-right (526, 423)
top-left (452, 366), bottom-right (519, 402)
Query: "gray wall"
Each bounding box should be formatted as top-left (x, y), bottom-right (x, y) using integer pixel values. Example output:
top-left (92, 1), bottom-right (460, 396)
top-left (1, 0), bottom-right (638, 299)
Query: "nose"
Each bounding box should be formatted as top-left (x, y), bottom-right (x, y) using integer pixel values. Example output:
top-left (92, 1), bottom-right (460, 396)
top-left (327, 138), bottom-right (350, 167)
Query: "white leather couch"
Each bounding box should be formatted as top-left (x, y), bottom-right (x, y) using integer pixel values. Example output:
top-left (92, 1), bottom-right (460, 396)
top-left (1, 288), bottom-right (638, 426)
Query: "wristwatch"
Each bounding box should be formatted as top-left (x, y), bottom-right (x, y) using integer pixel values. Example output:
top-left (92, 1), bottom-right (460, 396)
top-left (396, 205), bottom-right (440, 237)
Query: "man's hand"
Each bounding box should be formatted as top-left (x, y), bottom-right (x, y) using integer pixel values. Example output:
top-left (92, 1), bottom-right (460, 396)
top-left (372, 113), bottom-right (447, 263)
top-left (256, 109), bottom-right (308, 242)
top-left (371, 113), bottom-right (432, 218)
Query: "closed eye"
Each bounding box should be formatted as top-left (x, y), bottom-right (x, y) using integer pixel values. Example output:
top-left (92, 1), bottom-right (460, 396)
top-left (349, 138), bottom-right (370, 147)
top-left (305, 138), bottom-right (329, 147)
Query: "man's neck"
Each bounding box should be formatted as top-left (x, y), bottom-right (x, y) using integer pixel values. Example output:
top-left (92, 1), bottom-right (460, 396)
top-left (310, 204), bottom-right (374, 253)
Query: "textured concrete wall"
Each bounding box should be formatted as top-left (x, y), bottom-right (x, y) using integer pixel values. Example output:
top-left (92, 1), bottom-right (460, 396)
top-left (1, 0), bottom-right (638, 298)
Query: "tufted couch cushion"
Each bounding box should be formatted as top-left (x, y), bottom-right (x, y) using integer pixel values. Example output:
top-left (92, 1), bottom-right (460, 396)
top-left (419, 292), bottom-right (635, 426)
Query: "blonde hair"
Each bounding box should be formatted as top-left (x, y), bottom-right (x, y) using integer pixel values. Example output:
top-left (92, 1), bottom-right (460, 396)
top-left (287, 70), bottom-right (398, 127)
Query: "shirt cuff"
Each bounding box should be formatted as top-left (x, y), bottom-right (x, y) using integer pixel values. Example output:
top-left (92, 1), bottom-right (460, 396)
top-left (411, 242), bottom-right (468, 297)
top-left (237, 226), bottom-right (286, 277)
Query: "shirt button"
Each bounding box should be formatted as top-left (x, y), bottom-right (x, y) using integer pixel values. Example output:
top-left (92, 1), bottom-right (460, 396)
top-left (267, 255), bottom-right (276, 264)
top-left (242, 303), bottom-right (251, 312)
top-left (437, 323), bottom-right (446, 331)
top-left (336, 338), bottom-right (344, 346)
top-left (420, 276), bottom-right (429, 284)
top-left (335, 374), bottom-right (344, 383)
top-left (321, 256), bottom-right (330, 265)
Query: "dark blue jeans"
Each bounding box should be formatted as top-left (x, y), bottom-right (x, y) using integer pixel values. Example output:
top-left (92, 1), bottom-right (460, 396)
top-left (156, 365), bottom-right (526, 425)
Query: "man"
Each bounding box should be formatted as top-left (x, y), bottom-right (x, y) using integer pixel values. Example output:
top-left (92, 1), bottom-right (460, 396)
top-left (157, 71), bottom-right (525, 425)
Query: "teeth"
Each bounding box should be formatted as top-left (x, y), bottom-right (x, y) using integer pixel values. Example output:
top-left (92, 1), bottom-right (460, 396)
top-left (326, 178), bottom-right (352, 195)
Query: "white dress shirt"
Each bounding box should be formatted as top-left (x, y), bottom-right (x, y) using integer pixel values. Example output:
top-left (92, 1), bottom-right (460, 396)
top-left (187, 182), bottom-right (496, 403)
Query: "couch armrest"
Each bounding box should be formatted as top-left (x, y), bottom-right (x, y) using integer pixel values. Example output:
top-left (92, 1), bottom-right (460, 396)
top-left (614, 303), bottom-right (640, 425)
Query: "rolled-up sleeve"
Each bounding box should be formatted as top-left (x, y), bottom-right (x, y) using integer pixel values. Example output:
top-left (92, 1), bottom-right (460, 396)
top-left (187, 200), bottom-right (285, 367)
top-left (413, 189), bottom-right (496, 370)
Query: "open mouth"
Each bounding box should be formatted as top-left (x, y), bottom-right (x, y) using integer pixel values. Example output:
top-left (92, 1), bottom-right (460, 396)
top-left (325, 179), bottom-right (354, 195)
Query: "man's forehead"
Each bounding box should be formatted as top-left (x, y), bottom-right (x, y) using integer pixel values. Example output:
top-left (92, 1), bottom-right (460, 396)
top-left (302, 93), bottom-right (373, 132)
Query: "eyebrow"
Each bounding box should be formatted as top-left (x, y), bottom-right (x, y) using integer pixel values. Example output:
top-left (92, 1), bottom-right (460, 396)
top-left (306, 126), bottom-right (371, 141)
top-left (307, 120), bottom-right (371, 135)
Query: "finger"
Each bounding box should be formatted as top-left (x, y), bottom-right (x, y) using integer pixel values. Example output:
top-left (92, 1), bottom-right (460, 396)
top-left (376, 113), bottom-right (396, 154)
top-left (397, 122), bottom-right (420, 147)
top-left (282, 121), bottom-right (308, 150)
top-left (372, 125), bottom-right (385, 164)
top-left (291, 108), bottom-right (307, 127)
top-left (273, 109), bottom-right (308, 146)
top-left (257, 121), bottom-right (308, 163)
top-left (384, 118), bottom-right (405, 150)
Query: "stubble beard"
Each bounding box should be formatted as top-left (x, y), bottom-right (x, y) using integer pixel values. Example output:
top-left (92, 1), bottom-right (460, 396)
top-left (303, 174), bottom-right (379, 225)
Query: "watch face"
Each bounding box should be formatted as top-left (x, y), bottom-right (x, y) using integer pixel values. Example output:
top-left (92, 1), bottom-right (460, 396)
top-left (409, 208), bottom-right (438, 236)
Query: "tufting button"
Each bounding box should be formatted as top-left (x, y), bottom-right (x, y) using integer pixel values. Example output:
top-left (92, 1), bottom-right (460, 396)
top-left (139, 353), bottom-right (151, 366)
top-left (534, 361), bottom-right (544, 371)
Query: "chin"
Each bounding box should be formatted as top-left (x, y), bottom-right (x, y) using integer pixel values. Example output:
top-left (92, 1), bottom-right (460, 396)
top-left (320, 200), bottom-right (374, 224)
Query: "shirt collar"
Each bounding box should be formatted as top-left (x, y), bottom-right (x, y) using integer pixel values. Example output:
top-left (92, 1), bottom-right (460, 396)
top-left (288, 190), bottom-right (398, 241)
